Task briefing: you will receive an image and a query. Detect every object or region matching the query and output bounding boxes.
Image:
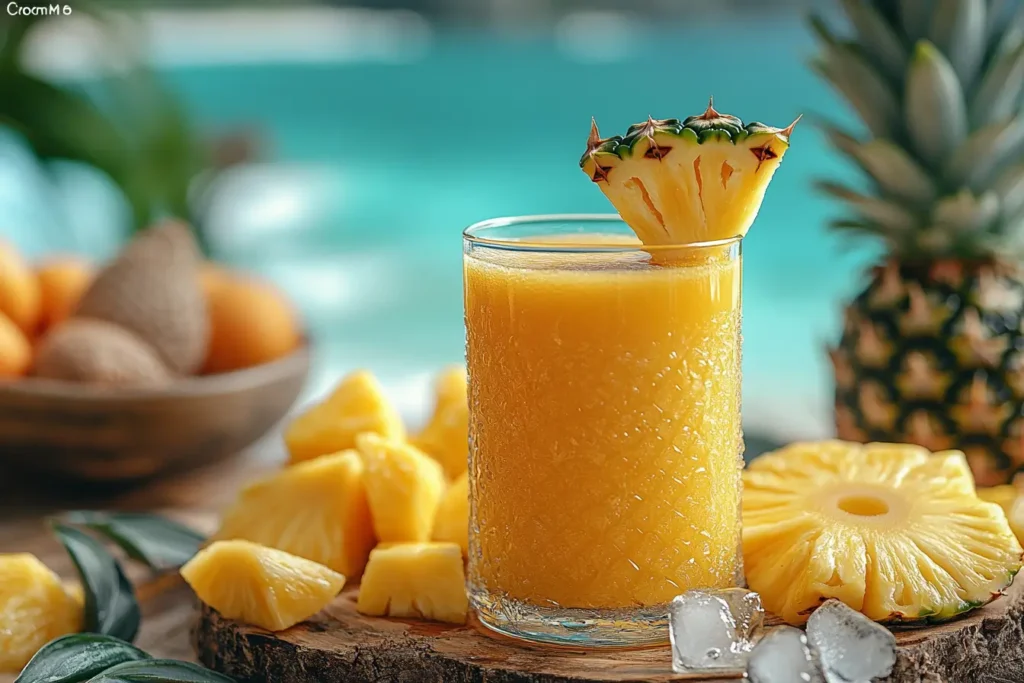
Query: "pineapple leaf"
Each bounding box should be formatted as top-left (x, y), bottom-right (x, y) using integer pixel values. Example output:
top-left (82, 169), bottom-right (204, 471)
top-left (840, 0), bottom-right (909, 83)
top-left (905, 41), bottom-right (968, 166)
top-left (994, 164), bottom-right (1024, 219)
top-left (900, 0), bottom-right (936, 42)
top-left (931, 190), bottom-right (1001, 233)
top-left (808, 13), bottom-right (839, 47)
top-left (929, 0), bottom-right (987, 88)
top-left (945, 116), bottom-right (1024, 191)
top-left (815, 180), bottom-right (921, 231)
top-left (970, 43), bottom-right (1024, 127)
top-left (814, 44), bottom-right (902, 139)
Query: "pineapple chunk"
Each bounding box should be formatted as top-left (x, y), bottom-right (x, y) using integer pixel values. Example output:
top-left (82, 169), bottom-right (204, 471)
top-left (181, 540), bottom-right (345, 632)
top-left (744, 441), bottom-right (1023, 625)
top-left (356, 543), bottom-right (468, 624)
top-left (356, 433), bottom-right (446, 543)
top-left (432, 473), bottom-right (469, 556)
top-left (412, 366), bottom-right (469, 480)
top-left (0, 554), bottom-right (82, 672)
top-left (215, 450), bottom-right (376, 578)
top-left (285, 370), bottom-right (405, 464)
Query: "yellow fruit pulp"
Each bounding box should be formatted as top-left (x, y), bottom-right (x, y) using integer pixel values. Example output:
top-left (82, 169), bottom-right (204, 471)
top-left (356, 542), bottom-right (468, 624)
top-left (356, 433), bottom-right (446, 543)
top-left (0, 554), bottom-right (81, 672)
top-left (412, 366), bottom-right (469, 480)
top-left (215, 450), bottom-right (376, 578)
top-left (977, 485), bottom-right (1024, 542)
top-left (286, 370), bottom-right (405, 464)
top-left (744, 441), bottom-right (1023, 625)
top-left (432, 473), bottom-right (469, 556)
top-left (181, 540), bottom-right (346, 632)
top-left (464, 243), bottom-right (742, 609)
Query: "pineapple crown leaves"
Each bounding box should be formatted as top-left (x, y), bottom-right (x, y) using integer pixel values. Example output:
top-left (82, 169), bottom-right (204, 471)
top-left (810, 0), bottom-right (1024, 261)
top-left (580, 99), bottom-right (800, 177)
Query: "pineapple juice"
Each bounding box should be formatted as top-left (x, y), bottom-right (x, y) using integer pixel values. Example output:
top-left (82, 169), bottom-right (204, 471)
top-left (464, 221), bottom-right (743, 642)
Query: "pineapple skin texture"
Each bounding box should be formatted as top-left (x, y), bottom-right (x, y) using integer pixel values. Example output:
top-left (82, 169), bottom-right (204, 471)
top-left (357, 543), bottom-right (468, 624)
top-left (357, 433), bottom-right (446, 543)
top-left (214, 450), bottom-right (376, 578)
top-left (832, 262), bottom-right (1024, 486)
top-left (412, 366), bottom-right (469, 480)
top-left (432, 473), bottom-right (469, 556)
top-left (0, 554), bottom-right (82, 672)
top-left (286, 370), bottom-right (405, 464)
top-left (181, 540), bottom-right (346, 632)
top-left (744, 441), bottom-right (1023, 626)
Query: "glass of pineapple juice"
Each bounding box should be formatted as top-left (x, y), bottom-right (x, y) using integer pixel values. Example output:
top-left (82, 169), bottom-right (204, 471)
top-left (464, 214), bottom-right (744, 647)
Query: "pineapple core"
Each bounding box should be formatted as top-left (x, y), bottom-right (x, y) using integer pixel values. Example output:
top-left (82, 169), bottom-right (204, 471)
top-left (581, 101), bottom-right (797, 245)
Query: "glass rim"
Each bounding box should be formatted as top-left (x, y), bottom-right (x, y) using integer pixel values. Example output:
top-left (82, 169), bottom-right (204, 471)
top-left (462, 214), bottom-right (743, 252)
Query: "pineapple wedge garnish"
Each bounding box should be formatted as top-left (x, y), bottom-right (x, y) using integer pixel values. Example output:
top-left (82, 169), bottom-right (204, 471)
top-left (744, 441), bottom-right (1023, 625)
top-left (357, 543), bottom-right (468, 624)
top-left (285, 370), bottom-right (405, 464)
top-left (181, 540), bottom-right (346, 632)
top-left (412, 366), bottom-right (469, 480)
top-left (356, 432), bottom-right (446, 543)
top-left (581, 100), bottom-right (797, 246)
top-left (214, 450), bottom-right (376, 578)
top-left (0, 554), bottom-right (82, 671)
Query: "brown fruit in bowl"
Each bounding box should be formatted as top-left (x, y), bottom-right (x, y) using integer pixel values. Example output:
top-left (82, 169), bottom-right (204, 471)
top-left (75, 221), bottom-right (208, 375)
top-left (203, 273), bottom-right (301, 374)
top-left (0, 241), bottom-right (41, 335)
top-left (0, 311), bottom-right (31, 378)
top-left (33, 318), bottom-right (172, 387)
top-left (36, 257), bottom-right (93, 332)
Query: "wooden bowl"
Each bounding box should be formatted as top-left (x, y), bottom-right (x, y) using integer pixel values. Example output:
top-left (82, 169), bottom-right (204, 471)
top-left (0, 346), bottom-right (310, 483)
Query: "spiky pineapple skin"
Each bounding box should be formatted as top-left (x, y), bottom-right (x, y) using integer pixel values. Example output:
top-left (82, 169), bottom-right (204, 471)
top-left (832, 260), bottom-right (1024, 485)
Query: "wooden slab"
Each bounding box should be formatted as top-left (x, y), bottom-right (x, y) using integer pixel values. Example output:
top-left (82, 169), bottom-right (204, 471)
top-left (195, 578), bottom-right (1024, 683)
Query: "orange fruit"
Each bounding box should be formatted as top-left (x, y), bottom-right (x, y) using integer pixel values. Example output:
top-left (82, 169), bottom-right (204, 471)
top-left (0, 311), bottom-right (31, 378)
top-left (203, 274), bottom-right (301, 374)
top-left (0, 241), bottom-right (41, 335)
top-left (181, 540), bottom-right (346, 632)
top-left (36, 258), bottom-right (93, 332)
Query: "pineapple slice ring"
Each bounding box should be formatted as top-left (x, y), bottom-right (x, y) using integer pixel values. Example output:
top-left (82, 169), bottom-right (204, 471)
top-left (744, 440), bottom-right (1023, 626)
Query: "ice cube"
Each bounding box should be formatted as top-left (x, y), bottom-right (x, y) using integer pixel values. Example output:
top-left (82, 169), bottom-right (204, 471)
top-left (806, 599), bottom-right (897, 683)
top-left (668, 588), bottom-right (764, 674)
top-left (747, 626), bottom-right (826, 683)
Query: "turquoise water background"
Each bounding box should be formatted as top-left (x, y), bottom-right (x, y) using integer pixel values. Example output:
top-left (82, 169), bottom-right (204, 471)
top-left (0, 14), bottom-right (875, 439)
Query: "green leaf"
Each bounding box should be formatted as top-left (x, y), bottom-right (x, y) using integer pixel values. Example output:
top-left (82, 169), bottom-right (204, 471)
top-left (813, 43), bottom-right (901, 139)
top-left (63, 512), bottom-right (204, 571)
top-left (901, 0), bottom-right (936, 41)
top-left (931, 189), bottom-right (1000, 232)
top-left (905, 41), bottom-right (968, 165)
top-left (808, 13), bottom-right (839, 47)
top-left (16, 634), bottom-right (149, 683)
top-left (944, 116), bottom-right (1024, 190)
top-left (88, 660), bottom-right (234, 683)
top-left (994, 164), bottom-right (1024, 218)
top-left (969, 43), bottom-right (1024, 127)
top-left (840, 0), bottom-right (909, 83)
top-left (929, 0), bottom-right (987, 88)
top-left (815, 180), bottom-right (921, 231)
top-left (52, 524), bottom-right (141, 643)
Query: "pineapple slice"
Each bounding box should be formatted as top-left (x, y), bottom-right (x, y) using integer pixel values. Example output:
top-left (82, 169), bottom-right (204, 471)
top-left (181, 540), bottom-right (345, 632)
top-left (0, 554), bottom-right (82, 672)
top-left (356, 433), bottom-right (446, 543)
top-left (412, 366), bottom-right (469, 480)
top-left (432, 472), bottom-right (469, 557)
top-left (356, 543), bottom-right (468, 624)
top-left (744, 441), bottom-right (1023, 625)
top-left (214, 450), bottom-right (376, 577)
top-left (978, 485), bottom-right (1024, 543)
top-left (285, 370), bottom-right (405, 464)
top-left (581, 101), bottom-right (797, 246)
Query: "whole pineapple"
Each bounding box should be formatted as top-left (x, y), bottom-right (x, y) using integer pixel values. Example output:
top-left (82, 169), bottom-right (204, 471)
top-left (818, 0), bottom-right (1024, 485)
